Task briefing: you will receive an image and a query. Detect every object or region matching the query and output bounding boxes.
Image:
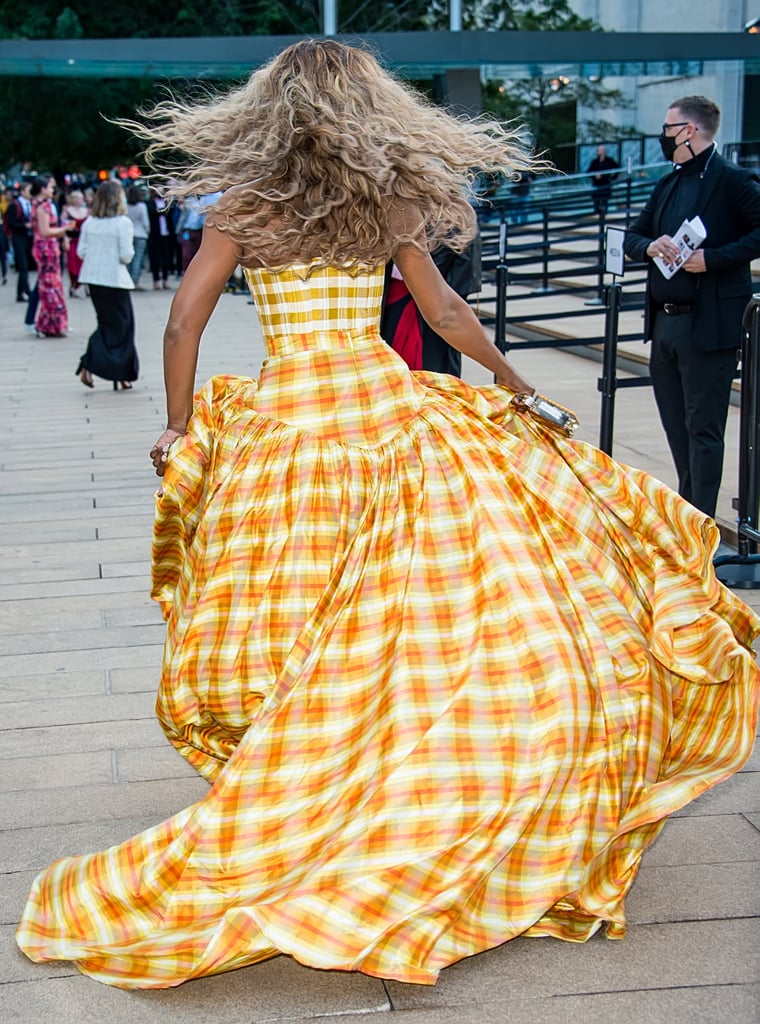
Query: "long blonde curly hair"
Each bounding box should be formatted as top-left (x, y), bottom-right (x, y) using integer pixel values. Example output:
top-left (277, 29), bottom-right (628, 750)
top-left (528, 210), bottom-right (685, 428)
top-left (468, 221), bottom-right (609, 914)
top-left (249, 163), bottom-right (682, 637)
top-left (122, 39), bottom-right (537, 269)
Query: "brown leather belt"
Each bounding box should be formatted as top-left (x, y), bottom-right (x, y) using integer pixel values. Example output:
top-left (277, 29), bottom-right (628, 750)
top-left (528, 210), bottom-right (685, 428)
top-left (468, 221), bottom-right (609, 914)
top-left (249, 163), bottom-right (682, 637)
top-left (662, 303), bottom-right (693, 314)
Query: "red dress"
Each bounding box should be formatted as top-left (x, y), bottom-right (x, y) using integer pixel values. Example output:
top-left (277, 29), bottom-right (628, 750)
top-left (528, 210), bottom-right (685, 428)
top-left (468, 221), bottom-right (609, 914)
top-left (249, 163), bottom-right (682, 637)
top-left (32, 198), bottom-right (68, 337)
top-left (64, 208), bottom-right (88, 288)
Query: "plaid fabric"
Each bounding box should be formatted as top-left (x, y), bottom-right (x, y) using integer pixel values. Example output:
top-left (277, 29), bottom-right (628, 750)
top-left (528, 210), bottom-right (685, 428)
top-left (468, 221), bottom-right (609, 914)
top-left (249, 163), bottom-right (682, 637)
top-left (17, 264), bottom-right (760, 989)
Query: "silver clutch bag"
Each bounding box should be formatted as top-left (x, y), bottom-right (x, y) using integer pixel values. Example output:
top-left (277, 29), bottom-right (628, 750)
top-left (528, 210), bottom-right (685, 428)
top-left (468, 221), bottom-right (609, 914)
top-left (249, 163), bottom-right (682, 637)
top-left (512, 392), bottom-right (579, 438)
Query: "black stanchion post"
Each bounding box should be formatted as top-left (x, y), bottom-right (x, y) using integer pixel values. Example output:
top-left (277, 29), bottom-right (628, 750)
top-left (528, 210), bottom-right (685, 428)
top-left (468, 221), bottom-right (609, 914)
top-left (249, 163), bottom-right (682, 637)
top-left (714, 296), bottom-right (760, 588)
top-left (598, 282), bottom-right (621, 455)
top-left (494, 214), bottom-right (509, 355)
top-left (541, 206), bottom-right (550, 292)
top-left (740, 311), bottom-right (760, 557)
top-left (596, 207), bottom-right (606, 301)
top-left (716, 299), bottom-right (760, 585)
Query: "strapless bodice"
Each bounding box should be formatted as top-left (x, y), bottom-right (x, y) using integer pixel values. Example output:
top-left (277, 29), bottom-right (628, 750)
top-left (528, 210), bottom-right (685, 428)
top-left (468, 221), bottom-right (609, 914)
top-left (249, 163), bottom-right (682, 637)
top-left (244, 263), bottom-right (385, 351)
top-left (241, 262), bottom-right (424, 445)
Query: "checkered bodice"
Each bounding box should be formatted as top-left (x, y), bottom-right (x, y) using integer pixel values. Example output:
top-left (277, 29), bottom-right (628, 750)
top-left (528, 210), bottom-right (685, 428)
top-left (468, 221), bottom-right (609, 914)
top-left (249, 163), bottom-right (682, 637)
top-left (244, 263), bottom-right (385, 352)
top-left (241, 262), bottom-right (425, 445)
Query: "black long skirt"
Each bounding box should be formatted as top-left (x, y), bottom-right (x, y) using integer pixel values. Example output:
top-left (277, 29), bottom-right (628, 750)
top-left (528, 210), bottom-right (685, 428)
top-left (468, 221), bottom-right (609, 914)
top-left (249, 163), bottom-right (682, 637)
top-left (76, 285), bottom-right (139, 383)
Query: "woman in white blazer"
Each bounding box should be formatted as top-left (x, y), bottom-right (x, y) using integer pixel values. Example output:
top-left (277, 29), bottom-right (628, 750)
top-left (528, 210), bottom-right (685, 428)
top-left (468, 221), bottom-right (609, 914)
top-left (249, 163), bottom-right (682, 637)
top-left (75, 180), bottom-right (139, 390)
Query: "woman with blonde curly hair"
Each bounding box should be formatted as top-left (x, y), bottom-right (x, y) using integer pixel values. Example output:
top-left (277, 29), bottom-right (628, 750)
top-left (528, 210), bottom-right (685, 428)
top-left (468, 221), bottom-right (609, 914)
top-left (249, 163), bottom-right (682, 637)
top-left (18, 39), bottom-right (759, 991)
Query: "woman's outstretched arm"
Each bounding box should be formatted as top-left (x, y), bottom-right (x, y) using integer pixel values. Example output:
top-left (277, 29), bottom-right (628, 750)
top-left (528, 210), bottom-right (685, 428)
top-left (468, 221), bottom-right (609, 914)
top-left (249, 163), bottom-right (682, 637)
top-left (149, 223), bottom-right (240, 474)
top-left (393, 242), bottom-right (535, 394)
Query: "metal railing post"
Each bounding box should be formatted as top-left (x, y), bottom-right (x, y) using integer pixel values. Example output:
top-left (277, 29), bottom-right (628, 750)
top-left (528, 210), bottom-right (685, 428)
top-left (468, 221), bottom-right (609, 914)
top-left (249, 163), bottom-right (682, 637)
top-left (596, 207), bottom-right (606, 301)
top-left (598, 282), bottom-right (621, 455)
top-left (541, 206), bottom-right (550, 292)
top-left (713, 296), bottom-right (760, 588)
top-left (737, 300), bottom-right (760, 557)
top-left (494, 214), bottom-right (509, 355)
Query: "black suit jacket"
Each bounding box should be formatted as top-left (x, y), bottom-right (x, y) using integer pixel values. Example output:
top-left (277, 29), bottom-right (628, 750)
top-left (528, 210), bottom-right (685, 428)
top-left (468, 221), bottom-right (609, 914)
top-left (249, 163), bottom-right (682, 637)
top-left (624, 152), bottom-right (760, 351)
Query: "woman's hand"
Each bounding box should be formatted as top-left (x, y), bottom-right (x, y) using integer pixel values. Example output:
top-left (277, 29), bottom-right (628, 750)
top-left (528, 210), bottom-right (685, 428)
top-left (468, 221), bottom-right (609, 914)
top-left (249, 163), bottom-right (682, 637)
top-left (495, 368), bottom-right (535, 396)
top-left (150, 428), bottom-right (185, 477)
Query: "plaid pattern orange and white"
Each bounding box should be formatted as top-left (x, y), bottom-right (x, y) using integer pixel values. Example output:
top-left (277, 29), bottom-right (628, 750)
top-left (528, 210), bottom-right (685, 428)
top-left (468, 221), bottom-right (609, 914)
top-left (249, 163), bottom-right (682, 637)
top-left (17, 264), bottom-right (760, 989)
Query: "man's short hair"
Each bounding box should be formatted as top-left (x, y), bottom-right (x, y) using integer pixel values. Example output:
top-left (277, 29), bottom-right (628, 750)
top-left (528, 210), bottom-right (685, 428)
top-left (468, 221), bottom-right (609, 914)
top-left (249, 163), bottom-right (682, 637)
top-left (669, 96), bottom-right (720, 137)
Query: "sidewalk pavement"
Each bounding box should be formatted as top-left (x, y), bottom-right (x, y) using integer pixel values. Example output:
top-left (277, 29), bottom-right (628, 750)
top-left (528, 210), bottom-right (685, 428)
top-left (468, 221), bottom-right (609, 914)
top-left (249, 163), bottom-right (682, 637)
top-left (0, 274), bottom-right (758, 1024)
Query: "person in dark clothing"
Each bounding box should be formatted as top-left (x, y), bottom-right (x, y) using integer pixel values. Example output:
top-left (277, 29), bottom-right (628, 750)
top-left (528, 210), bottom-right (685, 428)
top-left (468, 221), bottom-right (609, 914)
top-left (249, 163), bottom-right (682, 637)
top-left (510, 170), bottom-right (535, 225)
top-left (381, 235), bottom-right (482, 376)
top-left (5, 182), bottom-right (34, 301)
top-left (624, 95), bottom-right (760, 519)
top-left (587, 144), bottom-right (620, 215)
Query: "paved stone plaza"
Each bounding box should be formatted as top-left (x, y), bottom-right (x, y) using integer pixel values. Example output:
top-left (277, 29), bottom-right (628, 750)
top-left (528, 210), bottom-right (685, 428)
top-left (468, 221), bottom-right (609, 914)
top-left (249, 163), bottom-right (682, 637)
top-left (1, 276), bottom-right (758, 1022)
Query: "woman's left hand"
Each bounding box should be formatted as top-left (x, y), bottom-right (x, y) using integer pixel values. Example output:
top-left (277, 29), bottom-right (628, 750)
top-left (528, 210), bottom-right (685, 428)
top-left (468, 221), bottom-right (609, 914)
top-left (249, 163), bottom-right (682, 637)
top-left (150, 428), bottom-right (185, 476)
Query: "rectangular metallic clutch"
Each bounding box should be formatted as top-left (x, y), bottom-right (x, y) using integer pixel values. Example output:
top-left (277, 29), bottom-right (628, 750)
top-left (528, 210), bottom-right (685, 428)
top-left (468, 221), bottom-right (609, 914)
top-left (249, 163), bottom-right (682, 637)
top-left (513, 393), bottom-right (579, 438)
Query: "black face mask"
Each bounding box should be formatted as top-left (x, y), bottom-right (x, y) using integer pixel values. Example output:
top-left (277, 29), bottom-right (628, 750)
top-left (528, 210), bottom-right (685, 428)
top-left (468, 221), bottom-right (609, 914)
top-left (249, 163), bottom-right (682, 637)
top-left (659, 129), bottom-right (687, 163)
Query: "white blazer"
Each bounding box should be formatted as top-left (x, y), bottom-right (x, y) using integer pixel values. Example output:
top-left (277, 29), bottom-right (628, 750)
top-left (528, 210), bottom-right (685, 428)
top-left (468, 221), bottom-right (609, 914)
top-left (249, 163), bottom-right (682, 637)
top-left (77, 215), bottom-right (135, 289)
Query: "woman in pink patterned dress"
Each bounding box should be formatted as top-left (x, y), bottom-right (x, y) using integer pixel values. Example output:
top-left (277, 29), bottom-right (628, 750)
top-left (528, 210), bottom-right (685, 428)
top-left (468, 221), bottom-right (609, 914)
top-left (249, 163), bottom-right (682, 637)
top-left (30, 175), bottom-right (70, 337)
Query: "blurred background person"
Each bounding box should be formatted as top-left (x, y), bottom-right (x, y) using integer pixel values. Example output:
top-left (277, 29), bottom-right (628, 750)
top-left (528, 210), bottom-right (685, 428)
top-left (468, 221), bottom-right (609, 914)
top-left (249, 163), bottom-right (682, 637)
top-left (61, 189), bottom-right (89, 297)
top-left (147, 189), bottom-right (176, 290)
top-left (176, 192), bottom-right (221, 272)
top-left (28, 175), bottom-right (69, 337)
top-left (381, 237), bottom-right (482, 376)
top-left (587, 144), bottom-right (620, 216)
top-left (6, 181), bottom-right (34, 302)
top-left (126, 185), bottom-right (150, 288)
top-left (510, 170), bottom-right (535, 225)
top-left (75, 180), bottom-right (138, 390)
top-left (0, 188), bottom-right (10, 285)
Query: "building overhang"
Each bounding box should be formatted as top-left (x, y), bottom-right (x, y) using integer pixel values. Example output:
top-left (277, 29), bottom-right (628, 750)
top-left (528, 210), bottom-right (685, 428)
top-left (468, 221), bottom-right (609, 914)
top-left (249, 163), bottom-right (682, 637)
top-left (0, 31), bottom-right (758, 80)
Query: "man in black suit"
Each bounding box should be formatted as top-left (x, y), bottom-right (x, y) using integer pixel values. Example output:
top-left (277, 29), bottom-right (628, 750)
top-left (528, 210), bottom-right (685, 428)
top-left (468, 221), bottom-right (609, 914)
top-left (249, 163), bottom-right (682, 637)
top-left (5, 182), bottom-right (33, 301)
top-left (587, 144), bottom-right (620, 215)
top-left (624, 96), bottom-right (760, 519)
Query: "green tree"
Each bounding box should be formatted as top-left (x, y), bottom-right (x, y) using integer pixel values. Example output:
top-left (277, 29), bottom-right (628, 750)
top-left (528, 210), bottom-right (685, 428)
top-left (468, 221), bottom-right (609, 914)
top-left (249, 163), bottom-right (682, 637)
top-left (426, 0), bottom-right (635, 168)
top-left (0, 76), bottom-right (159, 172)
top-left (0, 0), bottom-right (636, 172)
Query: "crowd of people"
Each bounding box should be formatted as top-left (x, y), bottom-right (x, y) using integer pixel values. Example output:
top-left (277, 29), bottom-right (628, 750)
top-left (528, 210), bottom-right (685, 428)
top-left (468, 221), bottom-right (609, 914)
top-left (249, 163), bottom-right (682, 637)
top-left (0, 174), bottom-right (222, 390)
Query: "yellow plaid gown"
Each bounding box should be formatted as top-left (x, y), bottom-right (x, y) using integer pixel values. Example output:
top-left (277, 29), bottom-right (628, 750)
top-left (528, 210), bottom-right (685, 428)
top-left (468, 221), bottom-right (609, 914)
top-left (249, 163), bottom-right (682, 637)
top-left (17, 263), bottom-right (760, 989)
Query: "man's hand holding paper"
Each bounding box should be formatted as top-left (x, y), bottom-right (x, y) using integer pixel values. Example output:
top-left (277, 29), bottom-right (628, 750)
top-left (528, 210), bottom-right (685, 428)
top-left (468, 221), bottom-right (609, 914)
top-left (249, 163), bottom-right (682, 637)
top-left (682, 249), bottom-right (706, 273)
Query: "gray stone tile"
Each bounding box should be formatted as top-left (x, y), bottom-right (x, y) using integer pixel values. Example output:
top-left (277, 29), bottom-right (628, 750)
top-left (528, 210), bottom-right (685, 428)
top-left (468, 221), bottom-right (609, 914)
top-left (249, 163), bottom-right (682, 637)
top-left (626, 860), bottom-right (760, 923)
top-left (104, 606), bottom-right (164, 628)
top-left (1, 953), bottom-right (389, 1023)
top-left (96, 493), bottom-right (155, 509)
top-left (0, 523), bottom-right (97, 545)
top-left (117, 744), bottom-right (199, 783)
top-left (0, 537), bottom-right (151, 561)
top-left (101, 561), bottom-right (153, 579)
top-left (0, 644), bottom-right (163, 678)
top-left (0, 589), bottom-right (156, 628)
top-left (642, 814), bottom-right (760, 866)
top-left (0, 493), bottom-right (95, 513)
top-left (0, 605), bottom-right (105, 635)
top-left (0, 671), bottom-right (107, 703)
top-left (0, 560), bottom-right (102, 585)
top-left (97, 516), bottom-right (157, 540)
top-left (110, 665), bottom-right (161, 693)
top-left (0, 817), bottom-right (161, 874)
top-left (0, 692), bottom-right (155, 730)
top-left (672, 772), bottom-right (760, 816)
top-left (0, 717), bottom-right (164, 760)
top-left (0, 624), bottom-right (166, 656)
top-left (745, 812), bottom-right (760, 832)
top-left (260, 985), bottom-right (760, 1024)
top-left (0, 777), bottom-right (207, 831)
top-left (386, 919), bottom-right (760, 1004)
top-left (0, 750), bottom-right (113, 794)
top-left (0, 575), bottom-right (148, 601)
top-left (0, 869), bottom-right (39, 925)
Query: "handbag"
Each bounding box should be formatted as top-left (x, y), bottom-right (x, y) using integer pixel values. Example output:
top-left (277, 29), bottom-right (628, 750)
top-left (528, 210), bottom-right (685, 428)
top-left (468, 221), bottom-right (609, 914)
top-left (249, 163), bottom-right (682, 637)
top-left (512, 392), bottom-right (579, 438)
